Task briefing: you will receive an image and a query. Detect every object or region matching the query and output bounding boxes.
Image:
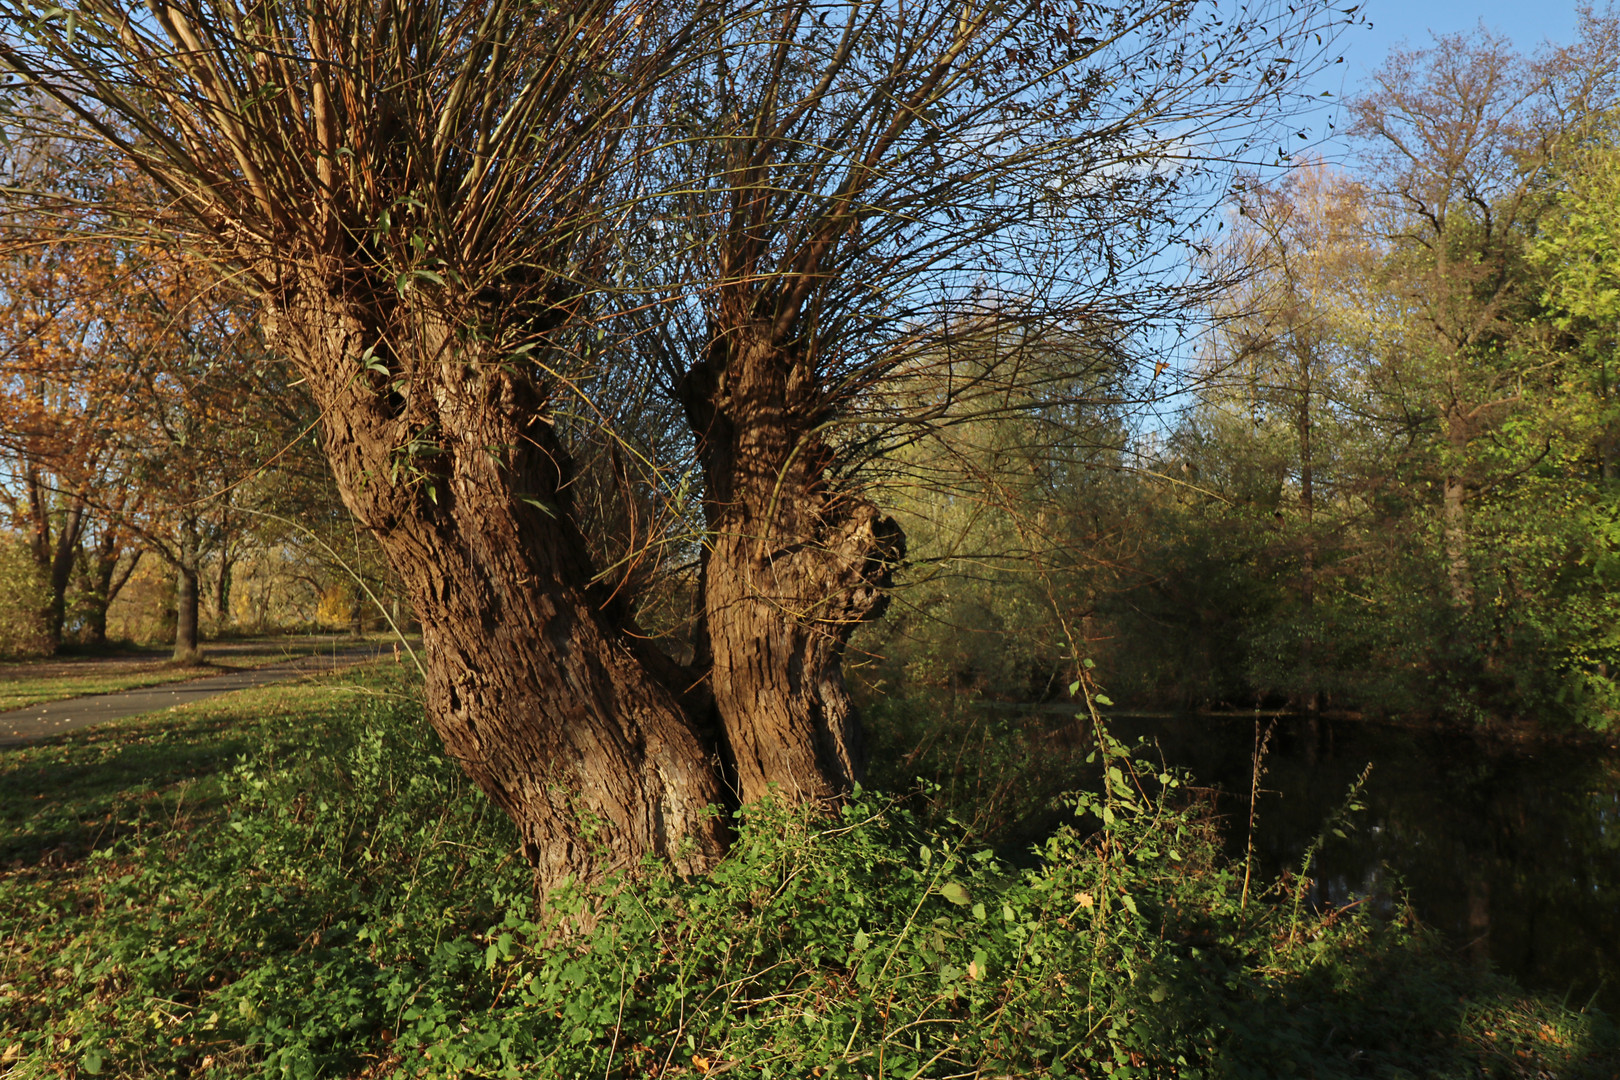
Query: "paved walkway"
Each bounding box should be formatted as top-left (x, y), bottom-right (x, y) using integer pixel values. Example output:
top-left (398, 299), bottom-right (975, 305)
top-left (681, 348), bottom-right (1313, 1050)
top-left (0, 645), bottom-right (392, 747)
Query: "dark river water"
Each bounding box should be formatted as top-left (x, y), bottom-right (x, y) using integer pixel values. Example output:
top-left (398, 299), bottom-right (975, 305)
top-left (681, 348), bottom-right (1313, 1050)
top-left (1097, 713), bottom-right (1620, 1014)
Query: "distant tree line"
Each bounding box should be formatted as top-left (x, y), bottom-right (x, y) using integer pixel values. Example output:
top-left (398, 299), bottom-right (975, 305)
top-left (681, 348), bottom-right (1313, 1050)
top-left (860, 16), bottom-right (1620, 731)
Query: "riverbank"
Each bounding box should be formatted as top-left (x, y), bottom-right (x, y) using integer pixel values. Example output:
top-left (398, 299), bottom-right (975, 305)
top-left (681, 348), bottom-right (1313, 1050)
top-left (971, 696), bottom-right (1620, 750)
top-left (868, 691), bottom-right (1620, 1014)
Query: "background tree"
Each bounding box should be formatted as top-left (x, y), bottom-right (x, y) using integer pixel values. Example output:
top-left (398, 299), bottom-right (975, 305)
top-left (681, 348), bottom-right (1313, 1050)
top-left (1348, 23), bottom-right (1620, 610)
top-left (1186, 162), bottom-right (1385, 707)
top-left (852, 328), bottom-right (1135, 708)
top-left (1053, 16), bottom-right (1620, 725)
top-left (96, 245), bottom-right (311, 659)
top-left (1536, 113), bottom-right (1620, 483)
top-left (0, 529), bottom-right (49, 655)
top-left (0, 216), bottom-right (144, 649)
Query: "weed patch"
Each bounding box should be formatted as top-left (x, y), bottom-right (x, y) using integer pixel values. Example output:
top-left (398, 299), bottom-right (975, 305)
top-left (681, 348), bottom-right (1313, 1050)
top-left (0, 670), bottom-right (1613, 1078)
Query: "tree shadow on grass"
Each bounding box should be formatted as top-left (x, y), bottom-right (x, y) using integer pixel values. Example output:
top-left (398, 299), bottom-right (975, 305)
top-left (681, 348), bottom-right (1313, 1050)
top-left (0, 710), bottom-right (264, 866)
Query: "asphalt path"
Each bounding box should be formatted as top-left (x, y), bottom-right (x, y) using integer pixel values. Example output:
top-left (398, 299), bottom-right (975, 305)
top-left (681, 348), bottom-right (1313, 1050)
top-left (0, 644), bottom-right (391, 747)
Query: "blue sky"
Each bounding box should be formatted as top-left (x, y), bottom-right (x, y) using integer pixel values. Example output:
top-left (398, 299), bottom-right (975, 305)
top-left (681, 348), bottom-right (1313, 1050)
top-left (1346, 0), bottom-right (1581, 70)
top-left (1318, 0), bottom-right (1586, 105)
top-left (1275, 1), bottom-right (1593, 167)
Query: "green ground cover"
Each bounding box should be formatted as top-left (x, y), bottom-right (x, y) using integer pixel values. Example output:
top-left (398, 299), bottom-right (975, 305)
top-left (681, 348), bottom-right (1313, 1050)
top-left (0, 666), bottom-right (1613, 1078)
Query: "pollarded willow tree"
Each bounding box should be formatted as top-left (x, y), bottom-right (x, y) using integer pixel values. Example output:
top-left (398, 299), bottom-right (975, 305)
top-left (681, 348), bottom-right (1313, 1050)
top-left (0, 0), bottom-right (1346, 889)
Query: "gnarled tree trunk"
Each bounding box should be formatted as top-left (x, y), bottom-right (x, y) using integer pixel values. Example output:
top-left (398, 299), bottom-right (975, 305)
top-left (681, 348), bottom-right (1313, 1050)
top-left (267, 284), bottom-right (729, 889)
top-left (682, 322), bottom-right (904, 803)
top-left (79, 543), bottom-right (140, 647)
top-left (24, 468), bottom-right (87, 651)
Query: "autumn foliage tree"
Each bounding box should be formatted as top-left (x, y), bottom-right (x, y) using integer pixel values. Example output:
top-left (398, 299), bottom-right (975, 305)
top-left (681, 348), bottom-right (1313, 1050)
top-left (1, 159), bottom-right (305, 656)
top-left (0, 188), bottom-right (147, 649)
top-left (1100, 17), bottom-right (1620, 724)
top-left (93, 245), bottom-right (310, 658)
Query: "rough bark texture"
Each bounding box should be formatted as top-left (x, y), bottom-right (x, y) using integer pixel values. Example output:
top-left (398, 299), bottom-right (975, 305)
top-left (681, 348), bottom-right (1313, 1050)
top-left (173, 567), bottom-right (200, 658)
top-left (265, 281), bottom-right (729, 890)
top-left (682, 322), bottom-right (903, 803)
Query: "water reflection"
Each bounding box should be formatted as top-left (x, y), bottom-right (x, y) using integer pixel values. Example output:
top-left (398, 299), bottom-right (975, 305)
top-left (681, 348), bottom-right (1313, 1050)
top-left (1103, 713), bottom-right (1620, 1014)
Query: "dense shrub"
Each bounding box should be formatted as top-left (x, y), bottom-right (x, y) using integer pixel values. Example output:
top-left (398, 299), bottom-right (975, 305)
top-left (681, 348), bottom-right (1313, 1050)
top-left (1, 679), bottom-right (1614, 1078)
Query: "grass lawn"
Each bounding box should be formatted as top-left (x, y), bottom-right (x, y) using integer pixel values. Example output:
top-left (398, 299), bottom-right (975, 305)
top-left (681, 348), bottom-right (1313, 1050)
top-left (0, 667), bottom-right (393, 864)
top-left (0, 636), bottom-right (401, 712)
top-left (1, 665), bottom-right (1615, 1079)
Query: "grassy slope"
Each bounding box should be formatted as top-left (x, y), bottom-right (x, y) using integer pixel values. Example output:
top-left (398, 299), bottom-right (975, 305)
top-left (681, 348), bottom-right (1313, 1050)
top-left (0, 666), bottom-right (1615, 1079)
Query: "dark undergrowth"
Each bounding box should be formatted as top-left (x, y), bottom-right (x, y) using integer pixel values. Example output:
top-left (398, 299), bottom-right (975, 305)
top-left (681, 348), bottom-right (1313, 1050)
top-left (1, 666), bottom-right (1615, 1079)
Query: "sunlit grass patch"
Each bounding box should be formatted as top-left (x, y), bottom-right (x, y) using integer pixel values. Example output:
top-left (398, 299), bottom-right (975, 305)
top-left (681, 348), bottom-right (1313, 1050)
top-left (0, 662), bottom-right (226, 712)
top-left (0, 669), bottom-right (396, 867)
top-left (0, 637), bottom-right (398, 711)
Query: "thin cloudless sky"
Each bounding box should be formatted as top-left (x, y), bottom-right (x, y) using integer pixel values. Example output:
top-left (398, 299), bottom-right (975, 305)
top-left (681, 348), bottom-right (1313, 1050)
top-left (1322, 0), bottom-right (1585, 101)
top-left (1345, 0), bottom-right (1581, 72)
top-left (1300, 1), bottom-right (1590, 155)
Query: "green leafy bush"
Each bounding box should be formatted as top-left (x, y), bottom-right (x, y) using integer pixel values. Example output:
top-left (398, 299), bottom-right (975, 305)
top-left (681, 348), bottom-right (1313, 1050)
top-left (2, 677), bottom-right (1614, 1078)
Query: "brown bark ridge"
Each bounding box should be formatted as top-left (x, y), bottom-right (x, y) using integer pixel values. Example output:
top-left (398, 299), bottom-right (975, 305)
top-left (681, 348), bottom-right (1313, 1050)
top-left (265, 279), bottom-right (728, 891)
top-left (682, 321), bottom-right (904, 804)
top-left (173, 563), bottom-right (201, 660)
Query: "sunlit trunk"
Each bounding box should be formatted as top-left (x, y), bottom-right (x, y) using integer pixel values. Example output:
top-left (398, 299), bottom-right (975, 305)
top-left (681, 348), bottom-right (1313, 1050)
top-left (266, 284), bottom-right (729, 891)
top-left (172, 519), bottom-right (202, 660)
top-left (682, 323), bottom-right (904, 803)
top-left (1441, 473), bottom-right (1472, 608)
top-left (24, 467), bottom-right (88, 650)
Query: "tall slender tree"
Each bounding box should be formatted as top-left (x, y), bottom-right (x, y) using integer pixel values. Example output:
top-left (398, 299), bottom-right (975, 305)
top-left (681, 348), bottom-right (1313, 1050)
top-left (1350, 18), bottom-right (1620, 607)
